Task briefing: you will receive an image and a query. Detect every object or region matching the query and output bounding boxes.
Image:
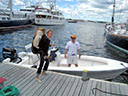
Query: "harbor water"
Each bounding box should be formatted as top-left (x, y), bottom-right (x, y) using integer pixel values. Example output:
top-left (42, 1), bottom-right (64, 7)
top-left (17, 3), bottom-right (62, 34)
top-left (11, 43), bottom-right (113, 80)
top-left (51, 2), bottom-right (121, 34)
top-left (0, 22), bottom-right (127, 83)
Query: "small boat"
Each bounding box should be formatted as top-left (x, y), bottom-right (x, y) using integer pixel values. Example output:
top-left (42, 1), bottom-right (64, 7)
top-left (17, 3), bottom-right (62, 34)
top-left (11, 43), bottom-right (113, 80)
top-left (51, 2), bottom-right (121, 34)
top-left (67, 19), bottom-right (77, 23)
top-left (2, 45), bottom-right (128, 80)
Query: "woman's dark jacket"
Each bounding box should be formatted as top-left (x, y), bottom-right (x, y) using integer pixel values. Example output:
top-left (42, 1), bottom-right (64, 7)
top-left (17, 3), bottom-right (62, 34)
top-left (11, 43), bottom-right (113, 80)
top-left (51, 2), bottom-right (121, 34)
top-left (38, 35), bottom-right (50, 56)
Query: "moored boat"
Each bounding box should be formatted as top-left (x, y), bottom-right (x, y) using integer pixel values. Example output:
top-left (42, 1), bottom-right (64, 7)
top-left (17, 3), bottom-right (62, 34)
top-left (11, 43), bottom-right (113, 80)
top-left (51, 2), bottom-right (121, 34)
top-left (34, 0), bottom-right (66, 26)
top-left (105, 0), bottom-right (128, 56)
top-left (106, 31), bottom-right (128, 55)
top-left (0, 0), bottom-right (34, 31)
top-left (2, 45), bottom-right (128, 80)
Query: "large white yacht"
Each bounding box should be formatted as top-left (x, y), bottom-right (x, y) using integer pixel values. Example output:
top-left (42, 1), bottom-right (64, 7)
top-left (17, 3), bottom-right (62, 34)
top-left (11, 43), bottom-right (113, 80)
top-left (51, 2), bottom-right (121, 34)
top-left (35, 1), bottom-right (65, 25)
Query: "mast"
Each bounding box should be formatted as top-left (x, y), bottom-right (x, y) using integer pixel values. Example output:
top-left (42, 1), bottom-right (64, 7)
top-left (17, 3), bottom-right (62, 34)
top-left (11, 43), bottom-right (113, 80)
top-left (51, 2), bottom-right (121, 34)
top-left (112, 0), bottom-right (115, 30)
top-left (48, 0), bottom-right (56, 10)
top-left (8, 0), bottom-right (13, 18)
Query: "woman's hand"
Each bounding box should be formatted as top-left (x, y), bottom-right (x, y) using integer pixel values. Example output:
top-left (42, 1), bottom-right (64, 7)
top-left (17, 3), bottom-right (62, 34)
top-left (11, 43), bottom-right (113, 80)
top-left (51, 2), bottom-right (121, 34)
top-left (44, 56), bottom-right (49, 59)
top-left (51, 44), bottom-right (56, 46)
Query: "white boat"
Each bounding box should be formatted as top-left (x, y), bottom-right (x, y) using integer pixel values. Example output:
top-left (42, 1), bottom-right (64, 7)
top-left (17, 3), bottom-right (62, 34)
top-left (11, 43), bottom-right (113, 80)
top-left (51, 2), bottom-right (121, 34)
top-left (19, 5), bottom-right (36, 22)
top-left (2, 44), bottom-right (128, 80)
top-left (34, 0), bottom-right (66, 25)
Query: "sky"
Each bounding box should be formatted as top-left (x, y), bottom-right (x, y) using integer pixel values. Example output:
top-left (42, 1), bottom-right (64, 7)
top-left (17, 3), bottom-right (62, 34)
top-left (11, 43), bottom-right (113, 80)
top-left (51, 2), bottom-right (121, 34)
top-left (0, 0), bottom-right (128, 23)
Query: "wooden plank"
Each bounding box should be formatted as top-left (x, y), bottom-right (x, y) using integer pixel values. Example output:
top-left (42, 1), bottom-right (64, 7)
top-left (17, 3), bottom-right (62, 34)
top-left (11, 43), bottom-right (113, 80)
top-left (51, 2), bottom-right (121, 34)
top-left (1, 66), bottom-right (24, 79)
top-left (62, 77), bottom-right (76, 96)
top-left (51, 75), bottom-right (69, 96)
top-left (99, 81), bottom-right (106, 96)
top-left (0, 65), bottom-right (18, 77)
top-left (111, 83), bottom-right (118, 96)
top-left (5, 68), bottom-right (32, 86)
top-left (17, 71), bottom-right (37, 94)
top-left (4, 68), bottom-right (30, 86)
top-left (0, 63), bottom-right (15, 73)
top-left (94, 81), bottom-right (101, 96)
top-left (89, 79), bottom-right (98, 96)
top-left (31, 73), bottom-right (57, 96)
top-left (84, 80), bottom-right (94, 96)
top-left (119, 84), bottom-right (128, 96)
top-left (78, 79), bottom-right (89, 96)
top-left (39, 73), bottom-right (60, 95)
top-left (72, 78), bottom-right (83, 96)
top-left (105, 82), bottom-right (111, 96)
top-left (45, 75), bottom-right (63, 96)
top-left (114, 83), bottom-right (120, 96)
top-left (67, 78), bottom-right (80, 96)
top-left (13, 69), bottom-right (35, 90)
top-left (56, 76), bottom-right (72, 96)
top-left (22, 73), bottom-right (53, 96)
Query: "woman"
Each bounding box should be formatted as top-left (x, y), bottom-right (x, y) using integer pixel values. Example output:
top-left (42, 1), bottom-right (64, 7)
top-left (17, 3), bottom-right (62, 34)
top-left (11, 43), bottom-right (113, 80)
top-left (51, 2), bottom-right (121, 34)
top-left (35, 29), bottom-right (55, 82)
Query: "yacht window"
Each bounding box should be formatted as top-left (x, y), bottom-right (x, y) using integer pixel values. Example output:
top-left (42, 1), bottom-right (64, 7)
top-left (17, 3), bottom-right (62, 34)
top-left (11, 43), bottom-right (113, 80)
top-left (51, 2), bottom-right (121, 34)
top-left (60, 18), bottom-right (64, 20)
top-left (2, 17), bottom-right (6, 20)
top-left (36, 15), bottom-right (46, 18)
top-left (47, 16), bottom-right (51, 19)
top-left (53, 16), bottom-right (59, 19)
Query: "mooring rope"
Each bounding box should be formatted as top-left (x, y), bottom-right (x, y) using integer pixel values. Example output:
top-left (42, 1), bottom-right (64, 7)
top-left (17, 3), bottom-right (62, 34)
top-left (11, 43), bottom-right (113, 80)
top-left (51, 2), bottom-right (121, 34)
top-left (92, 88), bottom-right (128, 96)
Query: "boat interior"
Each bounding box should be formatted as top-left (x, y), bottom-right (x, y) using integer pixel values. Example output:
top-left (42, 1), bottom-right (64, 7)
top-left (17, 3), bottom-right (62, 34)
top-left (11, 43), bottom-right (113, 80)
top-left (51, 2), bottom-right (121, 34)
top-left (17, 52), bottom-right (108, 68)
top-left (50, 55), bottom-right (108, 67)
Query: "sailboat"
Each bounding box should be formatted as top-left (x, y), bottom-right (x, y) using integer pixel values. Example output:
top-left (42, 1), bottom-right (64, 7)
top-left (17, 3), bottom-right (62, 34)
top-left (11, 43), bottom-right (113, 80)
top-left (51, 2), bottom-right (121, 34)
top-left (0, 0), bottom-right (34, 31)
top-left (105, 0), bottom-right (128, 56)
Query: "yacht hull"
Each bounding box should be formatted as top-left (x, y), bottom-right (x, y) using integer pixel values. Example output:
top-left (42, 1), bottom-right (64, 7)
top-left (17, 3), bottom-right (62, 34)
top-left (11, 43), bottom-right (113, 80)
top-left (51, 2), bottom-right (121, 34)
top-left (35, 18), bottom-right (65, 26)
top-left (106, 33), bottom-right (128, 55)
top-left (0, 19), bottom-right (33, 31)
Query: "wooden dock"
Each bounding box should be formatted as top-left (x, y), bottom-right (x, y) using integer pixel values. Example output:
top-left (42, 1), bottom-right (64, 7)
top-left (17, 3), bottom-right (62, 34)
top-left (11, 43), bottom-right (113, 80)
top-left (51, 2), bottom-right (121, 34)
top-left (0, 63), bottom-right (128, 96)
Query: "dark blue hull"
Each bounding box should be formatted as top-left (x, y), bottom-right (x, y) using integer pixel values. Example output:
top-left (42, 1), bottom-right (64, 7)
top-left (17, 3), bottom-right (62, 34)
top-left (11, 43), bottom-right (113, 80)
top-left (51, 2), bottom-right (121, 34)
top-left (106, 33), bottom-right (128, 54)
top-left (0, 19), bottom-right (34, 30)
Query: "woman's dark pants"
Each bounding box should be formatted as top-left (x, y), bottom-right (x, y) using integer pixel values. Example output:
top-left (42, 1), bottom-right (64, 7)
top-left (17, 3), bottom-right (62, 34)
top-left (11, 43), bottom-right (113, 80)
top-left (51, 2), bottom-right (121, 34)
top-left (37, 52), bottom-right (49, 74)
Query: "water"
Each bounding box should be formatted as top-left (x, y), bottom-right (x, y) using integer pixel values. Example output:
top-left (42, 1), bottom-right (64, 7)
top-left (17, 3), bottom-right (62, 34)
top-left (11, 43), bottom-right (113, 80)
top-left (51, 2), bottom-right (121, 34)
top-left (0, 22), bottom-right (127, 83)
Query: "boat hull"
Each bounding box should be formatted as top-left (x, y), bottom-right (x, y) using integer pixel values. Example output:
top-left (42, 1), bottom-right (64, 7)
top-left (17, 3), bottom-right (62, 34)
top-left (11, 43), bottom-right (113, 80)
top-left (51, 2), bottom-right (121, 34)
top-left (35, 18), bottom-right (65, 26)
top-left (49, 68), bottom-right (126, 80)
top-left (0, 19), bottom-right (34, 31)
top-left (106, 33), bottom-right (128, 55)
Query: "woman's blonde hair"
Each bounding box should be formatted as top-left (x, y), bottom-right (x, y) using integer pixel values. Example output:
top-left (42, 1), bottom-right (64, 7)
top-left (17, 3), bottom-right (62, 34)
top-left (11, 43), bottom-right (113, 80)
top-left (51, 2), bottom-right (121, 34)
top-left (33, 28), bottom-right (45, 39)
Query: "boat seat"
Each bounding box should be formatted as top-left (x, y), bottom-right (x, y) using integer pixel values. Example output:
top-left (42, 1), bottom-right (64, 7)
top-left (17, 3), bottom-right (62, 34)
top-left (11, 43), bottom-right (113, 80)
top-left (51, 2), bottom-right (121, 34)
top-left (25, 44), bottom-right (39, 65)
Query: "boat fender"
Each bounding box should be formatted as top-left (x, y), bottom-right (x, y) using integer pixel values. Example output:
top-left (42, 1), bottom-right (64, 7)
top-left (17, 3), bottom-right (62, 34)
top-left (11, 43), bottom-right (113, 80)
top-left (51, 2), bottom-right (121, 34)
top-left (2, 58), bottom-right (11, 64)
top-left (82, 69), bottom-right (89, 81)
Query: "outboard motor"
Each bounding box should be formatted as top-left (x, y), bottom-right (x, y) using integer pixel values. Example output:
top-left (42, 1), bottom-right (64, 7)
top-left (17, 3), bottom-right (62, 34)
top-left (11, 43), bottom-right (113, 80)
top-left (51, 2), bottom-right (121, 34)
top-left (2, 47), bottom-right (18, 62)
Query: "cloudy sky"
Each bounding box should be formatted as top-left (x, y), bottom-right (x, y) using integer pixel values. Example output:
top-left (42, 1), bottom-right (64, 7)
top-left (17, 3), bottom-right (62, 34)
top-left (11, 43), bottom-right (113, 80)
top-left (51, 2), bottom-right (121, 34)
top-left (0, 0), bottom-right (128, 22)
